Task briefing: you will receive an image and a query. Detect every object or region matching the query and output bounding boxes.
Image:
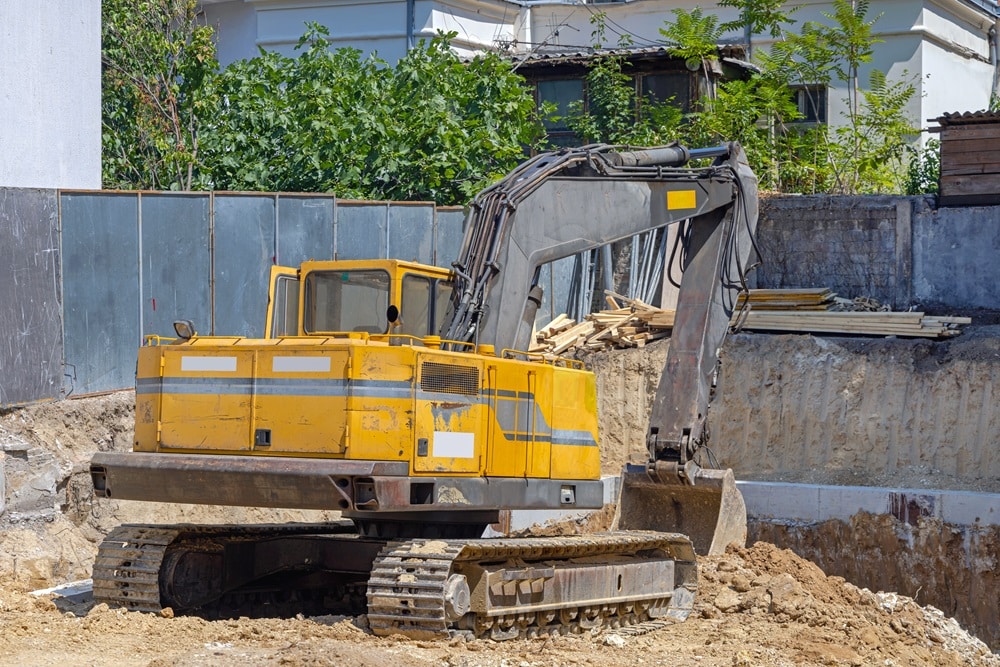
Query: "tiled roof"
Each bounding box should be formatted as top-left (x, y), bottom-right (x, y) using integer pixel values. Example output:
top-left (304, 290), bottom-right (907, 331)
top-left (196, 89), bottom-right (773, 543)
top-left (507, 44), bottom-right (747, 67)
top-left (932, 110), bottom-right (1000, 126)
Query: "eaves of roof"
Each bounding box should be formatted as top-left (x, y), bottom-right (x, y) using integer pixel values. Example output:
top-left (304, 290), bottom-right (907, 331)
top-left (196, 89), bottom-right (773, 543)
top-left (932, 110), bottom-right (1000, 126)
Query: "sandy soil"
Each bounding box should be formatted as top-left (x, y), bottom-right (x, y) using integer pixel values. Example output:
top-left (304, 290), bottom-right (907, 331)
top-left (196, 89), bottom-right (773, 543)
top-left (0, 541), bottom-right (996, 667)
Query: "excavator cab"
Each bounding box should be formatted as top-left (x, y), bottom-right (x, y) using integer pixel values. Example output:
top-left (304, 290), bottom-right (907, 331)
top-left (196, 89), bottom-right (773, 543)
top-left (264, 260), bottom-right (454, 339)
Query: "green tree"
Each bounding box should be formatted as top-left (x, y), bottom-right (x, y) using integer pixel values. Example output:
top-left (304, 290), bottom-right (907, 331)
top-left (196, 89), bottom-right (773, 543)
top-left (659, 0), bottom-right (917, 194)
top-left (660, 9), bottom-right (725, 100)
top-left (719, 0), bottom-right (798, 57)
top-left (197, 26), bottom-right (545, 204)
top-left (102, 0), bottom-right (218, 190)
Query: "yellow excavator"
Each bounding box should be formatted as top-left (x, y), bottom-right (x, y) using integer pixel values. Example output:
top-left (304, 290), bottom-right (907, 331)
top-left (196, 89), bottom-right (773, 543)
top-left (90, 142), bottom-right (758, 639)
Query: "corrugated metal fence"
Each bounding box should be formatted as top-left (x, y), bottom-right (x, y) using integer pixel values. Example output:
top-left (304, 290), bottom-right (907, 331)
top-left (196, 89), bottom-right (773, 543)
top-left (0, 189), bottom-right (62, 405)
top-left (4, 190), bottom-right (470, 404)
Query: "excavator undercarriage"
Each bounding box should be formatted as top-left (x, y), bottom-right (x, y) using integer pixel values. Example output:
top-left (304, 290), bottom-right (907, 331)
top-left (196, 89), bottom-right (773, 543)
top-left (95, 523), bottom-right (696, 639)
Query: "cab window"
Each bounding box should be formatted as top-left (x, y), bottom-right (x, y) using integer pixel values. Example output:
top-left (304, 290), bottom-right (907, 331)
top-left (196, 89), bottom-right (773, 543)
top-left (400, 274), bottom-right (431, 336)
top-left (270, 275), bottom-right (300, 336)
top-left (304, 270), bottom-right (390, 334)
top-left (399, 273), bottom-right (454, 337)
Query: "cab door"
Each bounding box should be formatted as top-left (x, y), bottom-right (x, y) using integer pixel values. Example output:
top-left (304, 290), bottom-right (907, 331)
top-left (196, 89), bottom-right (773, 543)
top-left (265, 265), bottom-right (300, 338)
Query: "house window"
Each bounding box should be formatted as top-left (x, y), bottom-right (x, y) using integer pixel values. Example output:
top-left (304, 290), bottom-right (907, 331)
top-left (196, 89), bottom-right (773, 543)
top-left (790, 85), bottom-right (827, 124)
top-left (641, 73), bottom-right (691, 113)
top-left (537, 79), bottom-right (585, 147)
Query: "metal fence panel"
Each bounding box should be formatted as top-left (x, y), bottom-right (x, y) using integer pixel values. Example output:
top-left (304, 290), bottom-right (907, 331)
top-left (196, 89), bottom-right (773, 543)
top-left (213, 195), bottom-right (274, 337)
top-left (434, 207), bottom-right (465, 268)
top-left (0, 189), bottom-right (62, 405)
top-left (535, 256), bottom-right (577, 326)
top-left (387, 203), bottom-right (433, 264)
top-left (60, 193), bottom-right (139, 395)
top-left (139, 194), bottom-right (211, 339)
top-left (336, 202), bottom-right (387, 259)
top-left (277, 195), bottom-right (334, 265)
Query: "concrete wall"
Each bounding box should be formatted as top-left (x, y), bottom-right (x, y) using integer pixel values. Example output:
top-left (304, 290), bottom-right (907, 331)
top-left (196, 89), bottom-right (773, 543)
top-left (0, 1), bottom-right (101, 189)
top-left (913, 201), bottom-right (1000, 310)
top-left (759, 194), bottom-right (1000, 312)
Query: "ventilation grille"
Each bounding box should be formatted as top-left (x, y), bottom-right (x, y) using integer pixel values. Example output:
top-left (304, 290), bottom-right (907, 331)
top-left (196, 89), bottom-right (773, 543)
top-left (420, 361), bottom-right (479, 395)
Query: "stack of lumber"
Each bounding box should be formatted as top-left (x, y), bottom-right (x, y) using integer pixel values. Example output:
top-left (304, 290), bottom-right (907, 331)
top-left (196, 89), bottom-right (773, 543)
top-left (528, 293), bottom-right (673, 355)
top-left (739, 310), bottom-right (970, 337)
top-left (530, 288), bottom-right (971, 357)
top-left (735, 288), bottom-right (969, 337)
top-left (737, 288), bottom-right (836, 311)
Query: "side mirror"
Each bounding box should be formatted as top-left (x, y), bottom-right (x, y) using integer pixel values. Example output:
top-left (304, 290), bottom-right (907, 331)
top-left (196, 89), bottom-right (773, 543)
top-left (173, 320), bottom-right (197, 340)
top-left (386, 305), bottom-right (399, 324)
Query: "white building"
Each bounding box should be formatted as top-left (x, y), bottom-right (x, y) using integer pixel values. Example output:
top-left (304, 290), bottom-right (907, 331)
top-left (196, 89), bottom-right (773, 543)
top-left (0, 1), bottom-right (101, 189)
top-left (201, 0), bottom-right (1000, 133)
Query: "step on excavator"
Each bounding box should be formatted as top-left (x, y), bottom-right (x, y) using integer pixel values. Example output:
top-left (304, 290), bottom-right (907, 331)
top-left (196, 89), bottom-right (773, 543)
top-left (90, 142), bottom-right (759, 639)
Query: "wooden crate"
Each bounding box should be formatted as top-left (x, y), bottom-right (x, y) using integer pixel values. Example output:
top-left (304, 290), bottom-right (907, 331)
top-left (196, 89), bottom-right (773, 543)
top-left (931, 111), bottom-right (1000, 206)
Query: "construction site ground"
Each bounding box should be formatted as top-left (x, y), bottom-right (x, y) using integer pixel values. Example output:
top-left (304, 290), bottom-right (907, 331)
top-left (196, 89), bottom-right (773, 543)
top-left (1, 330), bottom-right (999, 666)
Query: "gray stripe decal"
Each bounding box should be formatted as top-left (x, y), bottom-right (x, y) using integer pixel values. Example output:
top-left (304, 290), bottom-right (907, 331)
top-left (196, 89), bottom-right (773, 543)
top-left (500, 430), bottom-right (597, 447)
top-left (139, 376), bottom-right (596, 446)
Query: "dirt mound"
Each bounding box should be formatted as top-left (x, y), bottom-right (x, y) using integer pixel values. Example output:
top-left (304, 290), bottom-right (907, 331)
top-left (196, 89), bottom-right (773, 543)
top-left (698, 542), bottom-right (996, 666)
top-left (0, 542), bottom-right (994, 666)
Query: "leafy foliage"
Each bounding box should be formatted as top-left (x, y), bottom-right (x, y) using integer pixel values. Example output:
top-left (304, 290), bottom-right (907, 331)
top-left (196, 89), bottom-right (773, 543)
top-left (905, 138), bottom-right (940, 195)
top-left (719, 0), bottom-right (799, 42)
top-left (102, 0), bottom-right (217, 190)
top-left (828, 70), bottom-right (918, 193)
top-left (104, 20), bottom-right (545, 203)
top-left (102, 2), bottom-right (931, 199)
top-left (650, 0), bottom-right (919, 194)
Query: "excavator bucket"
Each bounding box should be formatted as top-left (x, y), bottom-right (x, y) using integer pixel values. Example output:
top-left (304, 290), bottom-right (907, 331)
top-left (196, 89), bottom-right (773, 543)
top-left (614, 464), bottom-right (747, 557)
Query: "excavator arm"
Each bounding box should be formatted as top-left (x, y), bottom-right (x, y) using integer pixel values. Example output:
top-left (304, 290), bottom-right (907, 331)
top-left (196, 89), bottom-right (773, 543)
top-left (443, 142), bottom-right (759, 555)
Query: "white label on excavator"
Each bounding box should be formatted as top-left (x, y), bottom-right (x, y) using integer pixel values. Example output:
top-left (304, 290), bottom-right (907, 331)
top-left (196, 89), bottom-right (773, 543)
top-left (272, 356), bottom-right (331, 372)
top-left (432, 431), bottom-right (475, 458)
top-left (180, 356), bottom-right (237, 372)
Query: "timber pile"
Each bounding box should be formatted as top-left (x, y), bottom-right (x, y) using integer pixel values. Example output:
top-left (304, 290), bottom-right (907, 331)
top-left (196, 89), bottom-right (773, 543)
top-left (530, 288), bottom-right (971, 356)
top-left (529, 293), bottom-right (672, 354)
top-left (735, 288), bottom-right (969, 337)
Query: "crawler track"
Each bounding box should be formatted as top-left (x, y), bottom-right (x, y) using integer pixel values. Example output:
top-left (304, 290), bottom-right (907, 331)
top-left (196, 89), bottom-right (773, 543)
top-left (367, 532), bottom-right (697, 640)
top-left (93, 523), bottom-right (363, 615)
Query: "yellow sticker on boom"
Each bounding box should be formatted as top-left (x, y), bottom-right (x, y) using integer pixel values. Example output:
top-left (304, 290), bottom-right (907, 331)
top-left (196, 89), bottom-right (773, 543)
top-left (667, 189), bottom-right (697, 210)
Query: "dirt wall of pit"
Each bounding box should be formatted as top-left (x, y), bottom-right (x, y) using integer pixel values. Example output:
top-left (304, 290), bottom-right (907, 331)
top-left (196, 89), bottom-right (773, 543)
top-left (593, 327), bottom-right (1000, 491)
top-left (0, 393), bottom-right (338, 588)
top-left (589, 326), bottom-right (1000, 649)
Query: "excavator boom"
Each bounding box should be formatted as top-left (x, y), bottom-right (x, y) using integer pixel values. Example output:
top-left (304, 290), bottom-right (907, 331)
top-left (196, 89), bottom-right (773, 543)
top-left (442, 142), bottom-right (758, 555)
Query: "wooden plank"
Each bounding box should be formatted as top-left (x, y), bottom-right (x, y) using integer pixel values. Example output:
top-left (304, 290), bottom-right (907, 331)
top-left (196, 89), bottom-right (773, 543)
top-left (941, 125), bottom-right (1000, 141)
top-left (940, 136), bottom-right (1000, 155)
top-left (942, 174), bottom-right (1000, 197)
top-left (939, 150), bottom-right (1000, 166)
top-left (941, 164), bottom-right (992, 177)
